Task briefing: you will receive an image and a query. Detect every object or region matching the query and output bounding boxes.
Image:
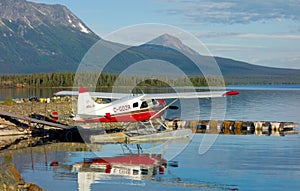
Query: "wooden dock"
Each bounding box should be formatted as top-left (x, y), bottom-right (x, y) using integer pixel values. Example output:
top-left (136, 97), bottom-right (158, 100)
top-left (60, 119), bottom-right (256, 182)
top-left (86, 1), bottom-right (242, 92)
top-left (0, 109), bottom-right (71, 130)
top-left (0, 109), bottom-right (77, 150)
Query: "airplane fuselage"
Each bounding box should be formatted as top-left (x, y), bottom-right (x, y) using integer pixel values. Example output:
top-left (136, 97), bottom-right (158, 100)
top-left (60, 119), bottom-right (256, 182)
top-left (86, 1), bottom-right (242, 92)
top-left (75, 95), bottom-right (166, 123)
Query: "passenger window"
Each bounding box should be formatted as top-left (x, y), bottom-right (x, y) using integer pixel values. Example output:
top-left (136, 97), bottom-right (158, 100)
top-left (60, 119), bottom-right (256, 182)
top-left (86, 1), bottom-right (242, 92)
top-left (133, 169), bottom-right (139, 175)
top-left (141, 169), bottom-right (148, 175)
top-left (133, 102), bottom-right (138, 108)
top-left (141, 101), bottom-right (148, 108)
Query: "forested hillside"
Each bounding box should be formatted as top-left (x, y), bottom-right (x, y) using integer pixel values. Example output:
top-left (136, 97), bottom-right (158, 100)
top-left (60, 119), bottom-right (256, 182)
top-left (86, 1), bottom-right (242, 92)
top-left (1, 72), bottom-right (299, 88)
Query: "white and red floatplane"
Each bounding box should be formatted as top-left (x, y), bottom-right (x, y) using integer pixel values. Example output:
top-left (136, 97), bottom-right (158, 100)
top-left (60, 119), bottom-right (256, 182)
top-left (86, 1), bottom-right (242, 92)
top-left (55, 86), bottom-right (239, 126)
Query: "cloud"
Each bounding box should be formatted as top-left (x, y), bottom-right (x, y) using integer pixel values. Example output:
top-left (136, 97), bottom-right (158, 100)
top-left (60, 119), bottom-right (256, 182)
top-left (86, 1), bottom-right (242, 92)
top-left (191, 29), bottom-right (300, 40)
top-left (157, 0), bottom-right (300, 24)
top-left (207, 43), bottom-right (265, 49)
top-left (237, 33), bottom-right (300, 40)
top-left (191, 30), bottom-right (242, 39)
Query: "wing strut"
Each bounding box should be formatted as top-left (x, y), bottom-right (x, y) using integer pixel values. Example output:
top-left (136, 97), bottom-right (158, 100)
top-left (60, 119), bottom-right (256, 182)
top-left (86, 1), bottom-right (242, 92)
top-left (147, 98), bottom-right (179, 130)
top-left (150, 98), bottom-right (178, 120)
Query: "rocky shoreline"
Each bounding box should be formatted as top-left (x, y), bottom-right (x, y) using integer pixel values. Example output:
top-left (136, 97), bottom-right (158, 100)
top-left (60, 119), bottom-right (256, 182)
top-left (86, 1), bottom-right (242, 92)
top-left (0, 142), bottom-right (92, 191)
top-left (0, 99), bottom-right (76, 191)
top-left (0, 162), bottom-right (44, 191)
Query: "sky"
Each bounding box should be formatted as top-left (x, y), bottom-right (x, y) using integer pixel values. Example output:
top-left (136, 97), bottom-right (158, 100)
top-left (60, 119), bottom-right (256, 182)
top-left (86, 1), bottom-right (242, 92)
top-left (32, 0), bottom-right (300, 69)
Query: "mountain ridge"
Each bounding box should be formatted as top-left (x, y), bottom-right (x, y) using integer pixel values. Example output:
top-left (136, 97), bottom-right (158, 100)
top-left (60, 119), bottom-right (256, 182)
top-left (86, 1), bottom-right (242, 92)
top-left (0, 0), bottom-right (92, 33)
top-left (0, 0), bottom-right (99, 74)
top-left (0, 0), bottom-right (299, 83)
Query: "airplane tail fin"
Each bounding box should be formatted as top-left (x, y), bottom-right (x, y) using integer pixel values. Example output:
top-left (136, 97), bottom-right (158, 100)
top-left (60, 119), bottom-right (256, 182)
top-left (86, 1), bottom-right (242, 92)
top-left (77, 86), bottom-right (98, 115)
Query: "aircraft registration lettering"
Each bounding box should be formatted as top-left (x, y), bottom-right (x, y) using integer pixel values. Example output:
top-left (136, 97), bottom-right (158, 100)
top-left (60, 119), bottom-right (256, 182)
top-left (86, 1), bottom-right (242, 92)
top-left (113, 104), bottom-right (131, 113)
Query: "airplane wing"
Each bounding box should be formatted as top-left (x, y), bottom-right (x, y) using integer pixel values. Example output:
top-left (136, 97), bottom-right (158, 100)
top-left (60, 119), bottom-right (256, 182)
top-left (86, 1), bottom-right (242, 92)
top-left (54, 89), bottom-right (239, 99)
top-left (142, 90), bottom-right (239, 99)
top-left (53, 90), bottom-right (128, 99)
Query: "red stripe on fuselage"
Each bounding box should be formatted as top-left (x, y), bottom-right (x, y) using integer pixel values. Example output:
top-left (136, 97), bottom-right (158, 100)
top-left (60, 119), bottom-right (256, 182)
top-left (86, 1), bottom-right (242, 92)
top-left (75, 109), bottom-right (166, 123)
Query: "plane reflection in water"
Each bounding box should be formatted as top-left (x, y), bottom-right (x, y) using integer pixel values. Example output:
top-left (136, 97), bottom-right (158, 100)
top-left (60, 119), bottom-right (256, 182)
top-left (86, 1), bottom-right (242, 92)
top-left (69, 152), bottom-right (239, 191)
top-left (71, 154), bottom-right (167, 190)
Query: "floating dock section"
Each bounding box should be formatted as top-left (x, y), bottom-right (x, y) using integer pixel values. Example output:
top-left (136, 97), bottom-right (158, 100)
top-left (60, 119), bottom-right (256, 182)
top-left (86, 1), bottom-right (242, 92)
top-left (166, 120), bottom-right (298, 136)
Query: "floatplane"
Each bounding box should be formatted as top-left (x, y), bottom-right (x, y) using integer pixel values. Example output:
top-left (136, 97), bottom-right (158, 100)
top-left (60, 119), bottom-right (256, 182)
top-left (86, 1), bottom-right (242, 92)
top-left (55, 86), bottom-right (239, 142)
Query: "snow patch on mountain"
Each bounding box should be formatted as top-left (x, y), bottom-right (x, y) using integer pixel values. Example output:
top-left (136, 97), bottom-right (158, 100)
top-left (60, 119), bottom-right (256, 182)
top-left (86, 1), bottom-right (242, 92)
top-left (78, 22), bottom-right (90, 33)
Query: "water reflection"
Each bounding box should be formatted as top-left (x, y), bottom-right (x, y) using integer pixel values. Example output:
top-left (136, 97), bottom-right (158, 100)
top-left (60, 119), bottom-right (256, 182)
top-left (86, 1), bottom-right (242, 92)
top-left (0, 140), bottom-right (242, 190)
top-left (0, 88), bottom-right (63, 100)
top-left (66, 152), bottom-right (239, 191)
top-left (72, 154), bottom-right (166, 190)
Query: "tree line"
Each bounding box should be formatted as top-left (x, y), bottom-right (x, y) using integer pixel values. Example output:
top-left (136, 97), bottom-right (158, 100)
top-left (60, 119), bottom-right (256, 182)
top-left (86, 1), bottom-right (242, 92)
top-left (0, 72), bottom-right (222, 88)
top-left (1, 72), bottom-right (299, 88)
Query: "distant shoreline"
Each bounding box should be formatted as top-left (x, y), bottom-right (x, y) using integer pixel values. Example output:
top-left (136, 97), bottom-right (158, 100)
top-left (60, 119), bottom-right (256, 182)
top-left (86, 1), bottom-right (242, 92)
top-left (1, 83), bottom-right (300, 89)
top-left (1, 72), bottom-right (300, 88)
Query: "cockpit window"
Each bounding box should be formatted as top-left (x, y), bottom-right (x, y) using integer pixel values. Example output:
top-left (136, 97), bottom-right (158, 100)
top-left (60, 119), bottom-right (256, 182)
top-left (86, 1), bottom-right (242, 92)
top-left (152, 99), bottom-right (158, 105)
top-left (133, 102), bottom-right (139, 108)
top-left (141, 101), bottom-right (148, 108)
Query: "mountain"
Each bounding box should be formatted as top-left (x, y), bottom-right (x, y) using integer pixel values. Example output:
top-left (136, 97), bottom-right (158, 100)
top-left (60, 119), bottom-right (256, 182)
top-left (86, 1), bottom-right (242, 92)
top-left (148, 34), bottom-right (300, 76)
top-left (148, 33), bottom-right (198, 56)
top-left (101, 34), bottom-right (300, 80)
top-left (1, 0), bottom-right (300, 84)
top-left (0, 0), bottom-right (100, 74)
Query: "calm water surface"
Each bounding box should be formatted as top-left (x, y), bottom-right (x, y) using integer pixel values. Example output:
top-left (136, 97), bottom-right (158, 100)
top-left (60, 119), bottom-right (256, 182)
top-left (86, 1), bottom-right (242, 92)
top-left (1, 85), bottom-right (300, 191)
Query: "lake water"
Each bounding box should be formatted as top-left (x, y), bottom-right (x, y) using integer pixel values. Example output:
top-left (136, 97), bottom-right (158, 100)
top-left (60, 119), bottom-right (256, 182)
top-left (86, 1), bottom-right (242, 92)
top-left (1, 85), bottom-right (300, 191)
